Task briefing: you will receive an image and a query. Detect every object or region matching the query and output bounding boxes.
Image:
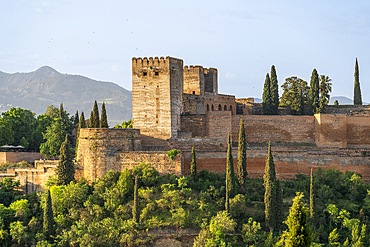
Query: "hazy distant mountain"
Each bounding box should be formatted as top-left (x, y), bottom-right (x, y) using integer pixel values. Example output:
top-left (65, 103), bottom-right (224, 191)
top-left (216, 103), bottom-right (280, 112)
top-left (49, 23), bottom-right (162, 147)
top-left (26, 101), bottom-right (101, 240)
top-left (0, 66), bottom-right (131, 125)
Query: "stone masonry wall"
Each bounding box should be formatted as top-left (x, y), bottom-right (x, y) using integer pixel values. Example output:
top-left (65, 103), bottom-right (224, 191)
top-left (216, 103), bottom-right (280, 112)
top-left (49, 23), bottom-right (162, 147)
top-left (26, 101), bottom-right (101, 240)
top-left (76, 128), bottom-right (141, 182)
top-left (183, 66), bottom-right (204, 95)
top-left (180, 114), bottom-right (207, 137)
top-left (0, 152), bottom-right (43, 165)
top-left (182, 146), bottom-right (370, 181)
top-left (232, 115), bottom-right (315, 144)
top-left (120, 151), bottom-right (182, 176)
top-left (206, 111), bottom-right (232, 139)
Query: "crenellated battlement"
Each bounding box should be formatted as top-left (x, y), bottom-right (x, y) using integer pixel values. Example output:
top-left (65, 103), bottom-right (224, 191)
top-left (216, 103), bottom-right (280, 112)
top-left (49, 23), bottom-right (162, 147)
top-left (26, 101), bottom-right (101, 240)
top-left (132, 56), bottom-right (167, 69)
top-left (183, 65), bottom-right (203, 74)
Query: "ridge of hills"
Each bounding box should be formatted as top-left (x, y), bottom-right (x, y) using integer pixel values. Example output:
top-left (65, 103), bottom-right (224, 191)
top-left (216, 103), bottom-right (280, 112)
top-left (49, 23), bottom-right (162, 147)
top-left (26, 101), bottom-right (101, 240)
top-left (0, 66), bottom-right (132, 125)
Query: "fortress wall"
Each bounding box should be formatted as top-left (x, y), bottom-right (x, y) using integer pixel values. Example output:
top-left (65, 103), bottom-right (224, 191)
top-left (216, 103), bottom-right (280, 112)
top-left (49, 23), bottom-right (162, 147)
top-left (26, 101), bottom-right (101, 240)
top-left (182, 94), bottom-right (206, 114)
top-left (120, 151), bottom-right (182, 175)
top-left (0, 152), bottom-right (43, 165)
top-left (204, 94), bottom-right (236, 115)
top-left (204, 68), bottom-right (218, 94)
top-left (346, 116), bottom-right (370, 147)
top-left (206, 111), bottom-right (232, 139)
top-left (182, 147), bottom-right (370, 181)
top-left (180, 114), bottom-right (207, 137)
top-left (183, 65), bottom-right (204, 95)
top-left (232, 115), bottom-right (315, 144)
top-left (314, 114), bottom-right (348, 148)
top-left (76, 128), bottom-right (141, 182)
top-left (170, 138), bottom-right (226, 152)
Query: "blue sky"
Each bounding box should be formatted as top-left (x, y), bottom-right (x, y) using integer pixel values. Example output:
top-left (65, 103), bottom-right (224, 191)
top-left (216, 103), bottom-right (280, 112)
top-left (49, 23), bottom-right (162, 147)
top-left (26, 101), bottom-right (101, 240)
top-left (1, 0), bottom-right (370, 101)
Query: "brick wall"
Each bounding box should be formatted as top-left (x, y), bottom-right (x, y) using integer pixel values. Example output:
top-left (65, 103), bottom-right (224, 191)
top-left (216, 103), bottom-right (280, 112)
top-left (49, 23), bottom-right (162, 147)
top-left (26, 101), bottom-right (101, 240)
top-left (232, 115), bottom-right (315, 144)
top-left (0, 152), bottom-right (43, 165)
top-left (181, 114), bottom-right (207, 137)
top-left (206, 111), bottom-right (232, 138)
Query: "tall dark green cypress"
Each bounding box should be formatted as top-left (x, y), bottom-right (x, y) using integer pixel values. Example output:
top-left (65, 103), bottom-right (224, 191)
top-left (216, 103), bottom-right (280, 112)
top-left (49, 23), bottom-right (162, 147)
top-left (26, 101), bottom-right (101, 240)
top-left (275, 179), bottom-right (283, 232)
top-left (74, 111), bottom-right (79, 126)
top-left (263, 141), bottom-right (277, 232)
top-left (309, 168), bottom-right (314, 219)
top-left (237, 119), bottom-right (247, 187)
top-left (354, 58), bottom-right (362, 105)
top-left (100, 102), bottom-right (108, 128)
top-left (79, 112), bottom-right (86, 128)
top-left (56, 134), bottom-right (74, 185)
top-left (190, 146), bottom-right (197, 179)
top-left (270, 65), bottom-right (279, 115)
top-left (88, 111), bottom-right (94, 128)
top-left (225, 133), bottom-right (237, 211)
top-left (59, 103), bottom-right (65, 119)
top-left (93, 100), bottom-right (100, 128)
top-left (43, 189), bottom-right (55, 241)
top-left (262, 73), bottom-right (272, 115)
top-left (133, 175), bottom-right (139, 225)
top-left (308, 68), bottom-right (320, 114)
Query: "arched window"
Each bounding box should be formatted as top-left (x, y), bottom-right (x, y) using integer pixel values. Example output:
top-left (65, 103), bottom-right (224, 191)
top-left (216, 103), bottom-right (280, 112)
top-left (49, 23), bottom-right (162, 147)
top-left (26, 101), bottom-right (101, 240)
top-left (218, 104), bottom-right (222, 111)
top-left (211, 105), bottom-right (214, 111)
top-left (206, 104), bottom-right (210, 111)
top-left (224, 105), bottom-right (227, 110)
top-left (229, 105), bottom-right (233, 114)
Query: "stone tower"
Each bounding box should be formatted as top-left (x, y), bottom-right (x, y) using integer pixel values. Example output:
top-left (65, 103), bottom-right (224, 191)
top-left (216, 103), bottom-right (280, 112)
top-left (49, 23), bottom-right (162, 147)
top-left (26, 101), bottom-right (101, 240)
top-left (132, 56), bottom-right (183, 140)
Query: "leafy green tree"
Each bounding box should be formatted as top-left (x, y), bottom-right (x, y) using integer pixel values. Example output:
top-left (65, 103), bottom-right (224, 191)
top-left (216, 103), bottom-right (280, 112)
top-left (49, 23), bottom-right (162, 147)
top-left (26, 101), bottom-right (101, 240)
top-left (334, 100), bottom-right (339, 106)
top-left (40, 119), bottom-right (67, 157)
top-left (270, 65), bottom-right (280, 115)
top-left (43, 190), bottom-right (55, 241)
top-left (242, 217), bottom-right (264, 246)
top-left (280, 76), bottom-right (309, 115)
top-left (190, 146), bottom-right (197, 179)
top-left (263, 141), bottom-right (277, 232)
top-left (0, 119), bottom-right (14, 146)
top-left (2, 108), bottom-right (39, 150)
top-left (133, 176), bottom-right (139, 225)
top-left (237, 119), bottom-right (247, 188)
top-left (9, 221), bottom-right (28, 246)
top-left (100, 102), bottom-right (108, 128)
top-left (310, 168), bottom-right (314, 219)
top-left (56, 134), bottom-right (74, 185)
top-left (354, 58), bottom-right (362, 105)
top-left (93, 100), bottom-right (100, 128)
top-left (308, 68), bottom-right (320, 115)
top-left (318, 75), bottom-right (332, 113)
top-left (262, 73), bottom-right (273, 114)
top-left (276, 192), bottom-right (312, 247)
top-left (0, 178), bottom-right (21, 207)
top-left (9, 199), bottom-right (30, 224)
top-left (225, 133), bottom-right (237, 211)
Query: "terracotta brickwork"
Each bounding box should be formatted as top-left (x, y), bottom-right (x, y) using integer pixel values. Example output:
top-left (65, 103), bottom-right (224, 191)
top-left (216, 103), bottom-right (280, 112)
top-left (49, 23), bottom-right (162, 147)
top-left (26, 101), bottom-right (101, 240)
top-left (206, 111), bottom-right (232, 138)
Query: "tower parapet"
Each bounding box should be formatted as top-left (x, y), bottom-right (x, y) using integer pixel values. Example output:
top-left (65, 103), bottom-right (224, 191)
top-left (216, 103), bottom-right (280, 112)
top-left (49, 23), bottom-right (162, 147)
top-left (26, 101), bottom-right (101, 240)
top-left (132, 56), bottom-right (183, 140)
top-left (183, 65), bottom-right (205, 95)
top-left (204, 68), bottom-right (218, 95)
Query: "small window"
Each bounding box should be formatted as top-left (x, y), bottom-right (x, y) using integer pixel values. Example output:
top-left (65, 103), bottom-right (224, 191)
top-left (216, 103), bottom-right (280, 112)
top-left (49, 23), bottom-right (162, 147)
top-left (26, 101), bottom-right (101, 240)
top-left (218, 104), bottom-right (222, 111)
top-left (206, 104), bottom-right (210, 111)
top-left (192, 91), bottom-right (195, 95)
top-left (211, 105), bottom-right (214, 111)
top-left (143, 72), bottom-right (147, 76)
top-left (154, 71), bottom-right (159, 76)
top-left (224, 105), bottom-right (227, 110)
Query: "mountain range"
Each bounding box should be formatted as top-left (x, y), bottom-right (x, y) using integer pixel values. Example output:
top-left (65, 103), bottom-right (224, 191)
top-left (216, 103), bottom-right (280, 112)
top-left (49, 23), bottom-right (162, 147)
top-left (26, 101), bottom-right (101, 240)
top-left (0, 66), bottom-right (131, 125)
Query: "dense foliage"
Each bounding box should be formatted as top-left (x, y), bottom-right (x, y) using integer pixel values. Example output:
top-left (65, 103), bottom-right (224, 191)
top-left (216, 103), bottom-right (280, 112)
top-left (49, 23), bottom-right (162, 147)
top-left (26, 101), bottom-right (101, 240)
top-left (0, 163), bottom-right (369, 246)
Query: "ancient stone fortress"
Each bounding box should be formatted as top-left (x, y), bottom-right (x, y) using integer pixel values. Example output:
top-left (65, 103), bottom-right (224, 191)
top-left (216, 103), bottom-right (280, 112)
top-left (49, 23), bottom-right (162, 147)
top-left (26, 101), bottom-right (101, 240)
top-left (76, 56), bottom-right (370, 182)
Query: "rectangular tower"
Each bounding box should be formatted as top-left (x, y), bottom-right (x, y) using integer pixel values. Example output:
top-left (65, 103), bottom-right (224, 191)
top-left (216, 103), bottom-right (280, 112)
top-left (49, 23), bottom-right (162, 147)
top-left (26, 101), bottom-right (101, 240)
top-left (132, 56), bottom-right (183, 140)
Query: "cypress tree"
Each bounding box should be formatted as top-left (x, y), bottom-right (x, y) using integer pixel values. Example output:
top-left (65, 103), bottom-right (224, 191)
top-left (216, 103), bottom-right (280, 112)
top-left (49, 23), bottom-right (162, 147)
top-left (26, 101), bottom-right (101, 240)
top-left (59, 103), bottom-right (65, 119)
top-left (190, 146), bottom-right (197, 179)
top-left (262, 73), bottom-right (272, 115)
top-left (308, 68), bottom-right (320, 114)
top-left (263, 141), bottom-right (277, 232)
top-left (56, 134), bottom-right (74, 185)
top-left (79, 112), bottom-right (86, 128)
top-left (43, 189), bottom-right (55, 241)
top-left (100, 102), bottom-right (108, 128)
top-left (309, 168), bottom-right (314, 219)
top-left (225, 133), bottom-right (237, 210)
top-left (354, 58), bottom-right (362, 105)
top-left (74, 111), bottom-right (79, 126)
top-left (88, 111), bottom-right (94, 128)
top-left (270, 65), bottom-right (280, 115)
top-left (133, 175), bottom-right (139, 225)
top-left (93, 100), bottom-right (100, 128)
top-left (237, 118), bottom-right (247, 187)
top-left (275, 179), bottom-right (283, 232)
